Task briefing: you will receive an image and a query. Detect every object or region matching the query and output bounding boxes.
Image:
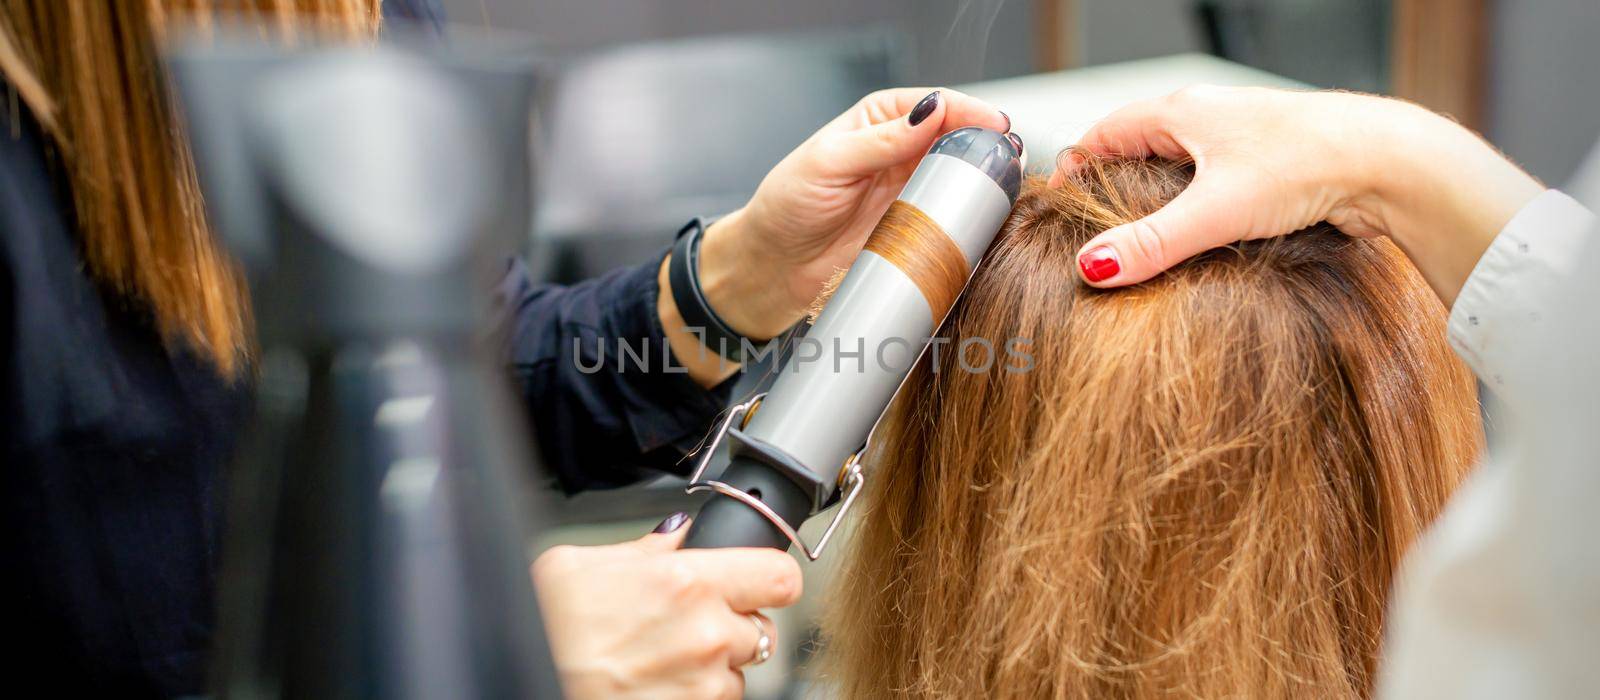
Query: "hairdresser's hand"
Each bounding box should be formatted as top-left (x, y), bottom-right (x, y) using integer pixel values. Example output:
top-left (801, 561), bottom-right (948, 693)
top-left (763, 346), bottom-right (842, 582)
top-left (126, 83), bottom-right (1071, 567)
top-left (693, 88), bottom-right (1011, 339)
top-left (532, 514), bottom-right (802, 700)
top-left (1057, 85), bottom-right (1543, 305)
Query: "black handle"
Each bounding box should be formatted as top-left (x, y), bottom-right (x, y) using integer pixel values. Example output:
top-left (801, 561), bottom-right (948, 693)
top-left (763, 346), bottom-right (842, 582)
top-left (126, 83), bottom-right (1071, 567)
top-left (681, 456), bottom-right (812, 550)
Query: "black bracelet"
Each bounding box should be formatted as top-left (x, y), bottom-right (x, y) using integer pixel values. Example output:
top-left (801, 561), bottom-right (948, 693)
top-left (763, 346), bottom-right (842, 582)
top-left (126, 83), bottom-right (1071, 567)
top-left (668, 218), bottom-right (751, 363)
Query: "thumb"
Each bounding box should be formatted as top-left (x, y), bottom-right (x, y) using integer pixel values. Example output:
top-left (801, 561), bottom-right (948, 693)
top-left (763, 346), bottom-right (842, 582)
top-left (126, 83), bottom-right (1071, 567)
top-left (1074, 175), bottom-right (1243, 287)
top-left (823, 90), bottom-right (949, 178)
top-left (630, 512), bottom-right (692, 553)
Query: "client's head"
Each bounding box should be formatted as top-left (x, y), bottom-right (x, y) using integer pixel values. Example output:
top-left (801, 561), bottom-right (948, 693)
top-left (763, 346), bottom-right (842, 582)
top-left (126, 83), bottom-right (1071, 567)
top-left (819, 156), bottom-right (1482, 699)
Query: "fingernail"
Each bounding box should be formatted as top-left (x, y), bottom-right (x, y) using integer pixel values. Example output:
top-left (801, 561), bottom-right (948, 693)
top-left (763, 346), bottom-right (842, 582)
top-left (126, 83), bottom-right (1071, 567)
top-left (652, 511), bottom-right (689, 534)
top-left (999, 110), bottom-right (1012, 133)
top-left (908, 90), bottom-right (940, 127)
top-left (1005, 132), bottom-right (1024, 156)
top-left (1078, 246), bottom-right (1121, 283)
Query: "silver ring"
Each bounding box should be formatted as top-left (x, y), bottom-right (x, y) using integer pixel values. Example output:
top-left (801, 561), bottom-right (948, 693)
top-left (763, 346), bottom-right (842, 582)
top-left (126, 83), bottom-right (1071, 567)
top-left (743, 613), bottom-right (772, 667)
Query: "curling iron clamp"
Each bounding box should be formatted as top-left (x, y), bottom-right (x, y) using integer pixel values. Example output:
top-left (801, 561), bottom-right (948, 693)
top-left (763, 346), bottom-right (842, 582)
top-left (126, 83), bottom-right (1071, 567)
top-left (681, 127), bottom-right (1023, 557)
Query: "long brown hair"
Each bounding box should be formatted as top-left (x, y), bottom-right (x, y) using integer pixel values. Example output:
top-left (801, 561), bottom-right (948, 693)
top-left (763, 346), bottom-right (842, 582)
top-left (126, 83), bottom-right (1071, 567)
top-left (0, 1), bottom-right (380, 376)
top-left (862, 200), bottom-right (971, 324)
top-left (820, 157), bottom-right (1482, 698)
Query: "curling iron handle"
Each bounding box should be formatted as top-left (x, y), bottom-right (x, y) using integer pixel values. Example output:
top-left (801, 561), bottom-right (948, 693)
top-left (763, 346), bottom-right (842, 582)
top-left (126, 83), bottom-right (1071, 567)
top-left (681, 457), bottom-right (811, 550)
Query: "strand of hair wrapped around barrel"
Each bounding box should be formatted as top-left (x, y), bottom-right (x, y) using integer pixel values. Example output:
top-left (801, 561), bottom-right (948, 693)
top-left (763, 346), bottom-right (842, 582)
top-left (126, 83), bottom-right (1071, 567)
top-left (861, 200), bottom-right (971, 324)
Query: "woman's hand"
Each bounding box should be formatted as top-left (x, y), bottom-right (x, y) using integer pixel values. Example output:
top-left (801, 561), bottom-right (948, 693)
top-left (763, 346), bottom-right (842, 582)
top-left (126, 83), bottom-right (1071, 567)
top-left (532, 515), bottom-right (802, 700)
top-left (1056, 85), bottom-right (1543, 305)
top-left (659, 88), bottom-right (1008, 341)
top-left (659, 87), bottom-right (1009, 386)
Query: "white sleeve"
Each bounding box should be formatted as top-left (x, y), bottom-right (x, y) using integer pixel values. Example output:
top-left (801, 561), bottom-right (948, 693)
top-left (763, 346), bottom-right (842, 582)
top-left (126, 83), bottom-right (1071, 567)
top-left (1380, 189), bottom-right (1598, 699)
top-left (1445, 189), bottom-right (1596, 401)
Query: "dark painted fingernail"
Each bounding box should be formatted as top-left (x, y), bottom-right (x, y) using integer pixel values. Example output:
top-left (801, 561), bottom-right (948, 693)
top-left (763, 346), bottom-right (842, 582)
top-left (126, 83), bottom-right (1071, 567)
top-left (1079, 246), bottom-right (1121, 283)
top-left (908, 90), bottom-right (940, 126)
top-left (999, 110), bottom-right (1012, 133)
top-left (652, 511), bottom-right (689, 534)
top-left (1006, 132), bottom-right (1024, 155)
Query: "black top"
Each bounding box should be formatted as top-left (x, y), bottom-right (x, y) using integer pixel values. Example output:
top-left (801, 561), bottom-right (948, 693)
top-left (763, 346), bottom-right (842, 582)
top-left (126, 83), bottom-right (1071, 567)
top-left (0, 102), bottom-right (731, 694)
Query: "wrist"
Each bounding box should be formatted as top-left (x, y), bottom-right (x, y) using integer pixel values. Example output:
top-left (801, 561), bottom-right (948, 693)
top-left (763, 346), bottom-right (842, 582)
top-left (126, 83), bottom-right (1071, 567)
top-left (1350, 97), bottom-right (1543, 304)
top-left (1371, 100), bottom-right (1538, 236)
top-left (657, 256), bottom-right (739, 386)
top-left (697, 209), bottom-right (806, 340)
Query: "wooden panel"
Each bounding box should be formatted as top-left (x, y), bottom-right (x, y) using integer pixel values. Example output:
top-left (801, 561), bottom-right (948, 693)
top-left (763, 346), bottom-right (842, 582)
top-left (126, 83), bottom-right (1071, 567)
top-left (1391, 0), bottom-right (1489, 129)
top-left (1033, 0), bottom-right (1078, 72)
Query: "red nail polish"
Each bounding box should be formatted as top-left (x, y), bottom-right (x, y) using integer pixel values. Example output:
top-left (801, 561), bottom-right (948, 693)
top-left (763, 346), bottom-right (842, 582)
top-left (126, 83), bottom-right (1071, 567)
top-left (1079, 246), bottom-right (1120, 283)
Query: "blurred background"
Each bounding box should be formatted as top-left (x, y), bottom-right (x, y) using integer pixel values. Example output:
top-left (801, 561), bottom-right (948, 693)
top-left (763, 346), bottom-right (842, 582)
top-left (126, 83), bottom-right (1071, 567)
top-left (443, 0), bottom-right (1600, 282)
top-left (418, 1), bottom-right (1599, 697)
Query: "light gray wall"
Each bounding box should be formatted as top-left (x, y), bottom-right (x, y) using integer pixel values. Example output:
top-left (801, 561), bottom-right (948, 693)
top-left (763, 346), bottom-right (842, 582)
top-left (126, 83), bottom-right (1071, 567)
top-left (1078, 0), bottom-right (1388, 92)
top-left (439, 0), bottom-right (1035, 85)
top-left (1486, 0), bottom-right (1600, 185)
top-left (1079, 0), bottom-right (1204, 65)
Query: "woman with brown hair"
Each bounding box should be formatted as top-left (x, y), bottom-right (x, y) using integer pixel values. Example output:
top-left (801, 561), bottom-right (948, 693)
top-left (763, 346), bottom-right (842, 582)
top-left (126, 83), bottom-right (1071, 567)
top-left (0, 1), bottom-right (1012, 695)
top-left (821, 156), bottom-right (1484, 698)
top-left (1049, 87), bottom-right (1599, 697)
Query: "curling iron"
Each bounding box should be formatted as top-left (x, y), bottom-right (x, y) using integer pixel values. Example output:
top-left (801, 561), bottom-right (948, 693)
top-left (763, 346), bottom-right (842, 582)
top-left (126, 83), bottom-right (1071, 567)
top-left (682, 126), bottom-right (1022, 556)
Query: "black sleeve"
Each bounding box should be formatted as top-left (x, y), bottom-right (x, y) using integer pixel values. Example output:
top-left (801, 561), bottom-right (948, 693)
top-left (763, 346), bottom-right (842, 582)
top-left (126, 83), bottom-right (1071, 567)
top-left (493, 250), bottom-right (736, 493)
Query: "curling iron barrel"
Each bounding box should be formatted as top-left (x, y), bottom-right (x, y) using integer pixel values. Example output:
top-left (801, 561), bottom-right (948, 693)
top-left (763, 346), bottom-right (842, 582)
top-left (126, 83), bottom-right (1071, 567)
top-left (683, 127), bottom-right (1022, 555)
